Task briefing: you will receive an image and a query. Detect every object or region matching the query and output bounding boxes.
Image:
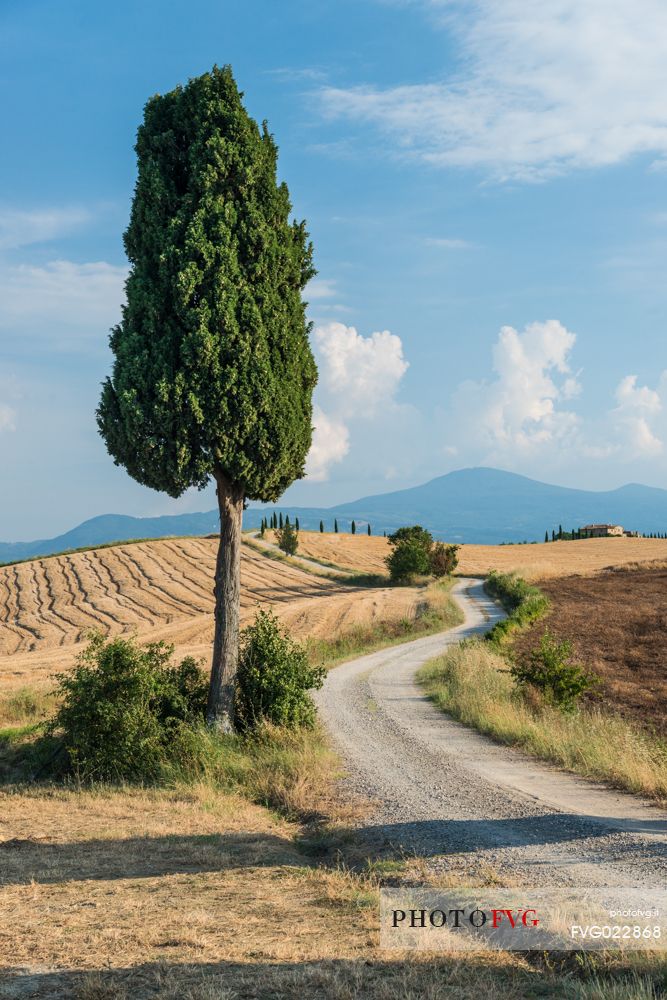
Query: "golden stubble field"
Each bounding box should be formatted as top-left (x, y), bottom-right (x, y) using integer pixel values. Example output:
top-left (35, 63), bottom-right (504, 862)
top-left (293, 529), bottom-right (667, 581)
top-left (0, 537), bottom-right (420, 692)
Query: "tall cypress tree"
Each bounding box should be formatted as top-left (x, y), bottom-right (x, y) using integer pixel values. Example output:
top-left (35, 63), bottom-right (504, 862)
top-left (319, 520), bottom-right (324, 533)
top-left (334, 519), bottom-right (339, 533)
top-left (351, 520), bottom-right (356, 535)
top-left (97, 66), bottom-right (317, 731)
top-left (367, 524), bottom-right (371, 536)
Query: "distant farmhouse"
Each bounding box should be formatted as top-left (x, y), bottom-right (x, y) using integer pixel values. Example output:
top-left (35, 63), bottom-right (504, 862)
top-left (580, 523), bottom-right (640, 538)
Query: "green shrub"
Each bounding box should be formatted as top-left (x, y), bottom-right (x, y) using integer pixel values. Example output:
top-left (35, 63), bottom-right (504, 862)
top-left (235, 609), bottom-right (325, 730)
top-left (485, 571), bottom-right (549, 643)
top-left (385, 538), bottom-right (431, 582)
top-left (275, 521), bottom-right (298, 555)
top-left (430, 542), bottom-right (459, 577)
top-left (387, 525), bottom-right (433, 550)
top-left (511, 630), bottom-right (597, 712)
top-left (48, 633), bottom-right (207, 782)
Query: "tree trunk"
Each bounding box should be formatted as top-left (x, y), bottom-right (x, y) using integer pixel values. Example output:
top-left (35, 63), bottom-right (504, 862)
top-left (206, 467), bottom-right (244, 731)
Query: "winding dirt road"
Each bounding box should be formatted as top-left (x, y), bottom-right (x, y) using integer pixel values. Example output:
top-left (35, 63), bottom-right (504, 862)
top-left (315, 578), bottom-right (667, 887)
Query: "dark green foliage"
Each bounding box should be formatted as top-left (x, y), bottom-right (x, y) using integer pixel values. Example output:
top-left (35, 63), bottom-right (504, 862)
top-left (388, 525), bottom-right (434, 550)
top-left (544, 531), bottom-right (549, 543)
top-left (334, 519), bottom-right (338, 533)
top-left (319, 520), bottom-right (324, 533)
top-left (285, 514), bottom-right (290, 526)
top-left (485, 571), bottom-right (550, 644)
top-left (48, 633), bottom-right (207, 782)
top-left (511, 630), bottom-right (597, 711)
top-left (295, 517), bottom-right (299, 532)
top-left (430, 542), bottom-right (459, 577)
top-left (98, 69), bottom-right (316, 504)
top-left (276, 521), bottom-right (298, 555)
top-left (279, 513), bottom-right (284, 530)
top-left (351, 520), bottom-right (356, 535)
top-left (235, 610), bottom-right (325, 729)
top-left (260, 518), bottom-right (266, 538)
top-left (367, 524), bottom-right (371, 536)
top-left (386, 538), bottom-right (431, 582)
top-left (97, 66), bottom-right (317, 504)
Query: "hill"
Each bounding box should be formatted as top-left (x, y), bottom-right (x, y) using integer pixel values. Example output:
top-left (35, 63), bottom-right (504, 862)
top-left (0, 536), bottom-right (420, 692)
top-left (2, 468), bottom-right (667, 560)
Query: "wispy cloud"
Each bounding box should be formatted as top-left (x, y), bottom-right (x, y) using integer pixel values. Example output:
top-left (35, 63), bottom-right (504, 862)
top-left (425, 236), bottom-right (474, 249)
top-left (0, 207), bottom-right (91, 250)
top-left (318, 0), bottom-right (667, 181)
top-left (0, 259), bottom-right (127, 346)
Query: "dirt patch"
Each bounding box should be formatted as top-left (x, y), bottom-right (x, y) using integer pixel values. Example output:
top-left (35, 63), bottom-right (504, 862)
top-left (509, 566), bottom-right (667, 737)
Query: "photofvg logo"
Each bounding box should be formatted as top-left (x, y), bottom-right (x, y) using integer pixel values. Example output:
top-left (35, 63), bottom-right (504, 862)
top-left (380, 889), bottom-right (667, 952)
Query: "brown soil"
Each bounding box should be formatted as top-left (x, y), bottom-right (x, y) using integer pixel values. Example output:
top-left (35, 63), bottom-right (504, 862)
top-left (0, 538), bottom-right (420, 691)
top-left (510, 566), bottom-right (667, 738)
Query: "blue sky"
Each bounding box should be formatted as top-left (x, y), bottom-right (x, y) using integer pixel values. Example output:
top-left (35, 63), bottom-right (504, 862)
top-left (2, 0), bottom-right (667, 540)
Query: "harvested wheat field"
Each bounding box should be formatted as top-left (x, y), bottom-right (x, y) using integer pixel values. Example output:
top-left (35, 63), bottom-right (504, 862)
top-left (510, 564), bottom-right (667, 737)
top-left (274, 530), bottom-right (667, 581)
top-left (0, 538), bottom-right (421, 692)
top-left (458, 536), bottom-right (667, 580)
top-left (266, 529), bottom-right (392, 574)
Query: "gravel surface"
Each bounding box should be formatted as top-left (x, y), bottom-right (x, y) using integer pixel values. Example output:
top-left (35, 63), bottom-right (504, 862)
top-left (315, 578), bottom-right (667, 887)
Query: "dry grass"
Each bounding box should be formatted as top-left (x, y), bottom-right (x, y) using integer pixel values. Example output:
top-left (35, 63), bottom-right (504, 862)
top-left (0, 538), bottom-right (425, 693)
top-left (270, 531), bottom-right (667, 583)
top-left (458, 536), bottom-right (667, 581)
top-left (509, 566), bottom-right (667, 738)
top-left (419, 640), bottom-right (667, 804)
top-left (1, 774), bottom-right (663, 999)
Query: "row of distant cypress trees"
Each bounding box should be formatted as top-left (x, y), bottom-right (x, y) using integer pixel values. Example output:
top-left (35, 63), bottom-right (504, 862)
top-left (259, 514), bottom-right (372, 536)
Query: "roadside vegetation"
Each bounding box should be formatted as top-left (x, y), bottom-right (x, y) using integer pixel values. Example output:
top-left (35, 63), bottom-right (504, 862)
top-left (420, 568), bottom-right (667, 803)
top-left (2, 627), bottom-right (664, 998)
top-left (385, 525), bottom-right (460, 583)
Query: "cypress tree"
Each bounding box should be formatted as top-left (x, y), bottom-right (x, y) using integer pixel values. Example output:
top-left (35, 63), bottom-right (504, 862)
top-left (334, 519), bottom-right (338, 533)
top-left (285, 514), bottom-right (290, 527)
top-left (544, 530), bottom-right (549, 543)
top-left (97, 66), bottom-right (317, 731)
top-left (319, 520), bottom-right (324, 533)
top-left (367, 524), bottom-right (371, 536)
top-left (295, 517), bottom-right (299, 532)
top-left (552, 530), bottom-right (556, 542)
top-left (351, 520), bottom-right (356, 535)
top-left (279, 513), bottom-right (284, 530)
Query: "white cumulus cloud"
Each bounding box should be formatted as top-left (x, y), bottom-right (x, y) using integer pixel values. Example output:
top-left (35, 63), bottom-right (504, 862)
top-left (318, 0), bottom-right (667, 180)
top-left (611, 373), bottom-right (665, 457)
top-left (305, 405), bottom-right (350, 481)
top-left (314, 322), bottom-right (409, 418)
top-left (448, 319), bottom-right (581, 456)
top-left (306, 322), bottom-right (410, 479)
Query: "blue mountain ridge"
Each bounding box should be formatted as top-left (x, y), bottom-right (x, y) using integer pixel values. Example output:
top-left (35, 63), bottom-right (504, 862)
top-left (2, 467), bottom-right (666, 562)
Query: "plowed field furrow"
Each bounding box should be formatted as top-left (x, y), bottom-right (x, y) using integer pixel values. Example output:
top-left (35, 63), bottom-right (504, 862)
top-left (146, 546), bottom-right (212, 611)
top-left (78, 553), bottom-right (136, 629)
top-left (31, 561), bottom-right (68, 645)
top-left (115, 548), bottom-right (194, 619)
top-left (58, 556), bottom-right (119, 634)
top-left (94, 551), bottom-right (156, 627)
top-left (162, 541), bottom-right (216, 594)
top-left (105, 548), bottom-right (167, 621)
top-left (9, 566), bottom-right (42, 648)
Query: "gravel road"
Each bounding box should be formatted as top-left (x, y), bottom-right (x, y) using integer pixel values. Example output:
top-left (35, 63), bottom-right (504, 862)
top-left (315, 578), bottom-right (667, 887)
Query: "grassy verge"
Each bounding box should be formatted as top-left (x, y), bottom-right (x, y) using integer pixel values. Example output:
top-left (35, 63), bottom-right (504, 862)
top-left (419, 639), bottom-right (667, 804)
top-left (306, 579), bottom-right (464, 669)
top-left (484, 570), bottom-right (550, 643)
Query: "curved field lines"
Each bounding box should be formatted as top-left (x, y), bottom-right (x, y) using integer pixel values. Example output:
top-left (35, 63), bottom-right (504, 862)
top-left (0, 538), bottom-right (420, 691)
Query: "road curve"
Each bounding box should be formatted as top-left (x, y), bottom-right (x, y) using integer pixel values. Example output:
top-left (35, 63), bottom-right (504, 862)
top-left (315, 578), bottom-right (667, 887)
